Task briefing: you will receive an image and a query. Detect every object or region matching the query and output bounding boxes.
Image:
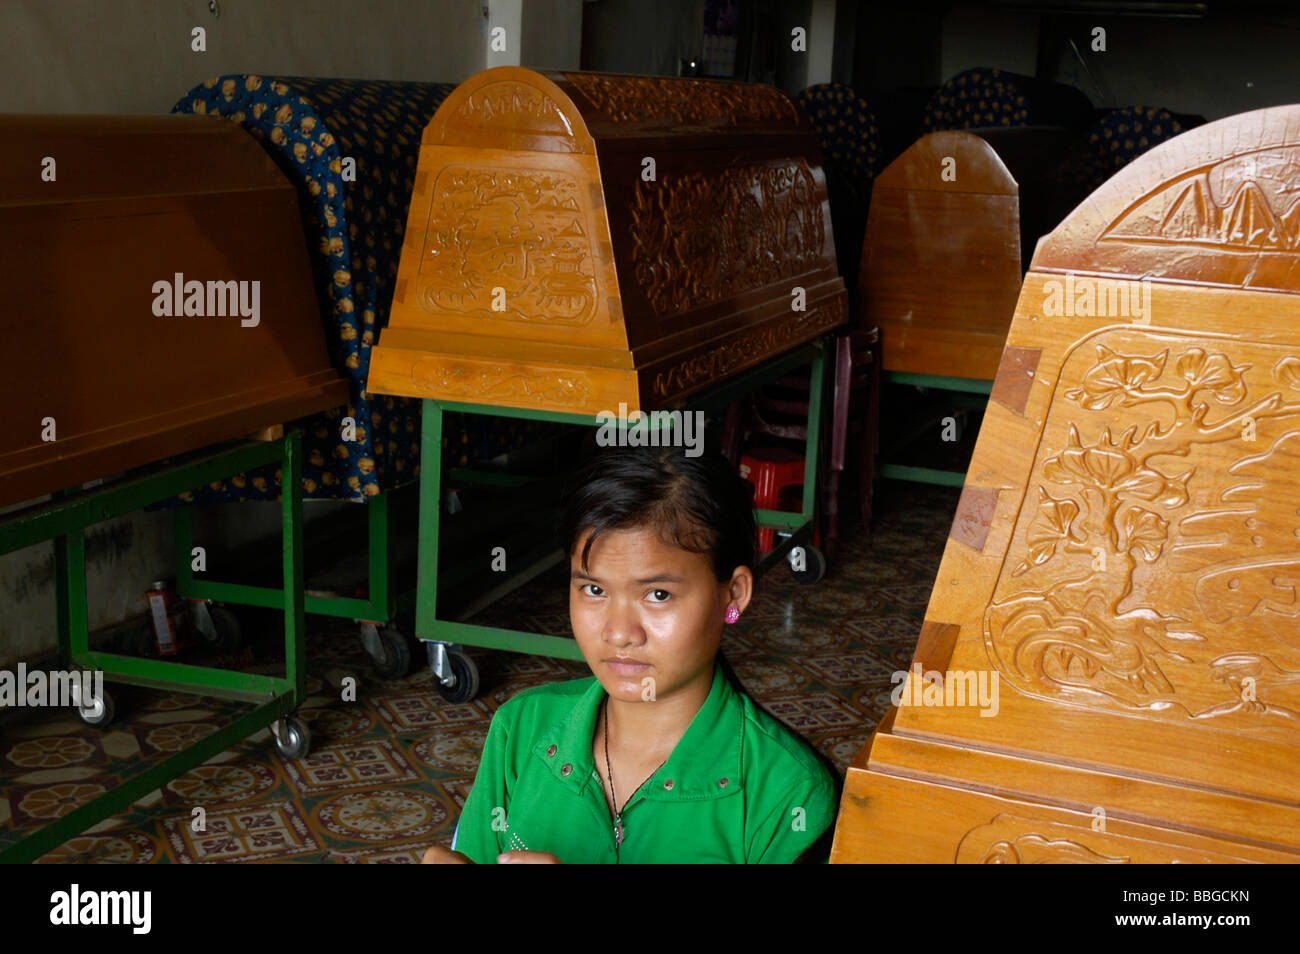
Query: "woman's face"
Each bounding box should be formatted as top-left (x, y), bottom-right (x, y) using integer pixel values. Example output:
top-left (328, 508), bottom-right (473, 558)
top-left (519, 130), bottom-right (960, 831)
top-left (570, 525), bottom-right (752, 704)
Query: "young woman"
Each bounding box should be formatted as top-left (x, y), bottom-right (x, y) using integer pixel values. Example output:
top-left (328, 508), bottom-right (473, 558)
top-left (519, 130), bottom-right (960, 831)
top-left (422, 445), bottom-right (838, 863)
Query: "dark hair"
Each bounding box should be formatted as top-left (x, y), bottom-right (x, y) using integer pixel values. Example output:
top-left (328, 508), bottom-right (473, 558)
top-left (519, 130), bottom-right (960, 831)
top-left (560, 445), bottom-right (756, 581)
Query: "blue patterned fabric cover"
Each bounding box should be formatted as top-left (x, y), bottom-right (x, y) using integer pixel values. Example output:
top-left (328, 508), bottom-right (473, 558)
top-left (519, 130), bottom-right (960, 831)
top-left (794, 83), bottom-right (881, 208)
top-left (1069, 106), bottom-right (1201, 192)
top-left (166, 75), bottom-right (561, 505)
top-left (793, 83), bottom-right (881, 282)
top-left (1046, 105), bottom-right (1205, 227)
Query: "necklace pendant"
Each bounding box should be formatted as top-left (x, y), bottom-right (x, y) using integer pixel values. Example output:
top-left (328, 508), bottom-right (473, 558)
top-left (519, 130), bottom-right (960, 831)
top-left (614, 817), bottom-right (624, 845)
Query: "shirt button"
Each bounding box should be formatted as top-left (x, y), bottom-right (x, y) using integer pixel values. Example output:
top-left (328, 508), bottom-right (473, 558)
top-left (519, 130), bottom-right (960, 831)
top-left (663, 779), bottom-right (674, 790)
top-left (561, 763), bottom-right (573, 776)
top-left (718, 777), bottom-right (729, 788)
top-left (546, 744), bottom-right (557, 757)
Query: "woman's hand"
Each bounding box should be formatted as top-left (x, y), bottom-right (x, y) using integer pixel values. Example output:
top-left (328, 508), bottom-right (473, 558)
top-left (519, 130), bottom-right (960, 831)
top-left (497, 851), bottom-right (562, 863)
top-left (421, 845), bottom-right (473, 864)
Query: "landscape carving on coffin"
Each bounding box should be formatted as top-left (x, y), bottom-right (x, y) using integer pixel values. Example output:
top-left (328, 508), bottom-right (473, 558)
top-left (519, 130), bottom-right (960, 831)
top-left (368, 67), bottom-right (848, 415)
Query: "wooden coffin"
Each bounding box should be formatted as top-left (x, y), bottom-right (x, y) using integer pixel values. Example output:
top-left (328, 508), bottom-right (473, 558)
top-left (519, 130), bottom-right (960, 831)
top-left (0, 115), bottom-right (349, 510)
top-left (367, 68), bottom-right (848, 416)
top-left (861, 127), bottom-right (1071, 381)
top-left (832, 105), bottom-right (1300, 863)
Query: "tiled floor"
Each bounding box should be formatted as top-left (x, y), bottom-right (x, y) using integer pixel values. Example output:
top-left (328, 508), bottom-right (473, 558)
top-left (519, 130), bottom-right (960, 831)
top-left (0, 482), bottom-right (959, 863)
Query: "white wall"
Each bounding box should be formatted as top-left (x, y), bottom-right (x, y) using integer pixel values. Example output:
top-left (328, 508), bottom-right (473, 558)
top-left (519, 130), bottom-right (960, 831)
top-left (940, 5), bottom-right (1040, 81)
top-left (0, 0), bottom-right (487, 115)
top-left (582, 0), bottom-right (705, 76)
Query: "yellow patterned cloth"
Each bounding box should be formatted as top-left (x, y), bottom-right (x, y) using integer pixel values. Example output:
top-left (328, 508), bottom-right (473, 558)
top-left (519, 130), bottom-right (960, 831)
top-left (1048, 106), bottom-right (1205, 222)
top-left (794, 83), bottom-right (881, 205)
top-left (794, 83), bottom-right (881, 277)
top-left (923, 67), bottom-right (1092, 133)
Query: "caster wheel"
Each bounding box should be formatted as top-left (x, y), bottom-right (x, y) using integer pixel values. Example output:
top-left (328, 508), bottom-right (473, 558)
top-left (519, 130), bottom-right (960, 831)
top-left (78, 687), bottom-right (115, 727)
top-left (273, 715), bottom-right (311, 760)
top-left (204, 606), bottom-right (242, 653)
top-left (371, 627), bottom-right (413, 681)
top-left (789, 544), bottom-right (826, 586)
top-left (433, 650), bottom-right (480, 704)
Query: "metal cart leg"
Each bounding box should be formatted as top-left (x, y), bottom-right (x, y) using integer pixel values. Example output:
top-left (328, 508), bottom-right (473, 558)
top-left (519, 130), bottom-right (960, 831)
top-left (0, 432), bottom-right (311, 863)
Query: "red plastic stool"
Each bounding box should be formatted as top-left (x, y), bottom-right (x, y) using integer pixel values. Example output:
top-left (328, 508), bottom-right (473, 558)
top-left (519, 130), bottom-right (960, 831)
top-left (739, 447), bottom-right (819, 553)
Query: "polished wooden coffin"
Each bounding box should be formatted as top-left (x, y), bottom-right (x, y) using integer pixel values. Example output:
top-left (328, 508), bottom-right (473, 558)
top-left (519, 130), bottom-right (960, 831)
top-left (0, 115), bottom-right (349, 510)
top-left (861, 128), bottom-right (1071, 381)
top-left (832, 105), bottom-right (1300, 863)
top-left (367, 68), bottom-right (848, 415)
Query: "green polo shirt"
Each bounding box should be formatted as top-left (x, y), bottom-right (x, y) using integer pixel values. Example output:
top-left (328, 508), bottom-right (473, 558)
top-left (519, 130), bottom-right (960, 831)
top-left (451, 661), bottom-right (837, 863)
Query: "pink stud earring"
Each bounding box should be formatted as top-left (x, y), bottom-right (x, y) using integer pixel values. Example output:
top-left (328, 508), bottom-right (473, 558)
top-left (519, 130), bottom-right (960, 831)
top-left (724, 605), bottom-right (740, 624)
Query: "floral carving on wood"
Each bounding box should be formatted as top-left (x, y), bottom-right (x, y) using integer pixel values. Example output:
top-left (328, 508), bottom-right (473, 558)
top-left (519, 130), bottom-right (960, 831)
top-left (650, 297), bottom-right (845, 399)
top-left (410, 357), bottom-right (590, 407)
top-left (629, 160), bottom-right (826, 316)
top-left (958, 814), bottom-right (1129, 864)
top-left (566, 73), bottom-right (796, 124)
top-left (416, 165), bottom-right (597, 325)
top-left (984, 329), bottom-right (1300, 737)
top-left (955, 812), bottom-right (1253, 863)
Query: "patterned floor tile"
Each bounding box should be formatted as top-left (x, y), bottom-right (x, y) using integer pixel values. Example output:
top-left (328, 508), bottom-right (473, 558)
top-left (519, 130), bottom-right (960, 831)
top-left (281, 738), bottom-right (419, 794)
top-left (742, 618), bottom-right (853, 654)
top-left (331, 842), bottom-right (427, 863)
top-left (1, 732), bottom-right (108, 774)
top-left (132, 720), bottom-right (220, 759)
top-left (163, 760), bottom-right (280, 808)
top-left (7, 776), bottom-right (117, 829)
top-left (163, 799), bottom-right (319, 862)
top-left (815, 731), bottom-right (877, 772)
top-left (797, 650), bottom-right (899, 688)
top-left (37, 829), bottom-right (161, 864)
top-left (762, 689), bottom-right (868, 732)
top-left (410, 725), bottom-right (488, 775)
top-left (311, 787), bottom-right (449, 843)
top-left (730, 656), bottom-right (815, 694)
top-left (369, 692), bottom-right (492, 735)
top-left (298, 700), bottom-right (379, 743)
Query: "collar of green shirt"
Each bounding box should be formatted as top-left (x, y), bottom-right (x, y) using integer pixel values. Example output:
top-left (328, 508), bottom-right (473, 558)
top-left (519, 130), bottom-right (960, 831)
top-left (530, 660), bottom-right (744, 803)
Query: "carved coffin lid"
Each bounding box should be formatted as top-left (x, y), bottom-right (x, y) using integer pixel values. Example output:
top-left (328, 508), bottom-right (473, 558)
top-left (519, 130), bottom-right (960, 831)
top-left (861, 127), bottom-right (1072, 379)
top-left (887, 105), bottom-right (1300, 821)
top-left (368, 68), bottom-right (847, 415)
top-left (0, 115), bottom-right (349, 510)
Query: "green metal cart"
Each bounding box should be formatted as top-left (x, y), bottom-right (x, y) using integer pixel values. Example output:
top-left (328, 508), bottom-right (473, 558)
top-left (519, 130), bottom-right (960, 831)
top-left (174, 483), bottom-right (419, 681)
top-left (0, 432), bottom-right (311, 864)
